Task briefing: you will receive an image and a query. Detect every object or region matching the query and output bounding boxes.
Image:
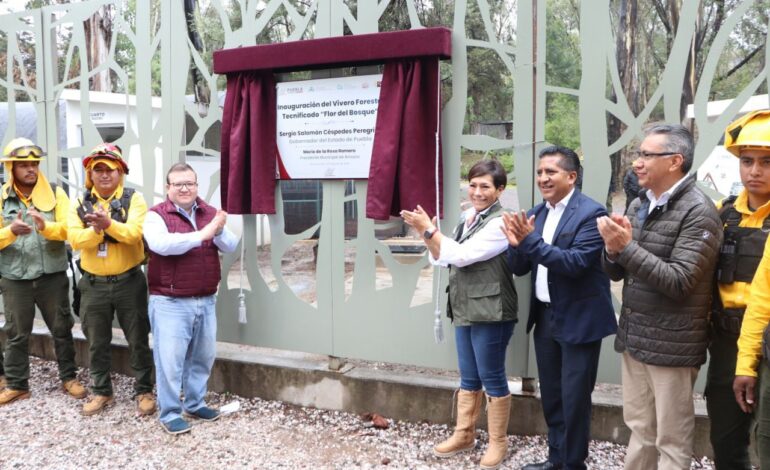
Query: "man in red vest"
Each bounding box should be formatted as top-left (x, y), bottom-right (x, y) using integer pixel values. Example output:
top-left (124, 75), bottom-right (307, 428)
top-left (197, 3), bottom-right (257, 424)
top-left (144, 162), bottom-right (238, 435)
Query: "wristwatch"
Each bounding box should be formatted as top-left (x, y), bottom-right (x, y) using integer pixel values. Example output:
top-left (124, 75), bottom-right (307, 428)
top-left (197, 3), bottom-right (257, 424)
top-left (423, 227), bottom-right (438, 240)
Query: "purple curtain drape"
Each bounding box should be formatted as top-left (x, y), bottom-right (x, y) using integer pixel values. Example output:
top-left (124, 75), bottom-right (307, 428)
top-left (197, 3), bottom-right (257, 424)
top-left (366, 58), bottom-right (443, 220)
top-left (220, 71), bottom-right (277, 214)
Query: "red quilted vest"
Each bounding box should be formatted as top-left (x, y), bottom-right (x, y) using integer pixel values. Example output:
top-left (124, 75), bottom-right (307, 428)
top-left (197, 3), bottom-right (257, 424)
top-left (147, 198), bottom-right (221, 297)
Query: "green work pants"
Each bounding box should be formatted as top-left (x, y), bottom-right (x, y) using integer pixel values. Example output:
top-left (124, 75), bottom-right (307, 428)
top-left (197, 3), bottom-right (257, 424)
top-left (1, 272), bottom-right (77, 391)
top-left (758, 361), bottom-right (770, 468)
top-left (79, 269), bottom-right (153, 397)
top-left (706, 327), bottom-right (753, 469)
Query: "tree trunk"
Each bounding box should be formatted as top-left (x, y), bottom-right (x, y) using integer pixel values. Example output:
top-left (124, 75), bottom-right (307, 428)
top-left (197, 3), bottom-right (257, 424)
top-left (184, 0), bottom-right (210, 107)
top-left (608, 0), bottom-right (638, 205)
top-left (84, 6), bottom-right (112, 92)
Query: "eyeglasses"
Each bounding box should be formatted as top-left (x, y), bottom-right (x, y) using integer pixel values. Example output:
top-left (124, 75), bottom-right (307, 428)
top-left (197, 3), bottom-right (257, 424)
top-left (632, 151), bottom-right (679, 161)
top-left (9, 145), bottom-right (46, 158)
top-left (169, 182), bottom-right (198, 190)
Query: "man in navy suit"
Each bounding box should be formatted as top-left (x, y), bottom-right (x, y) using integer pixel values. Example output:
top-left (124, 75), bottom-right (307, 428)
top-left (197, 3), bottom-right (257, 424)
top-left (504, 146), bottom-right (617, 470)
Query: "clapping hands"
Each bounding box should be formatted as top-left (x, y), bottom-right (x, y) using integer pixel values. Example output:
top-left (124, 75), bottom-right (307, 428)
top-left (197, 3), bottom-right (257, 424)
top-left (400, 205), bottom-right (436, 233)
top-left (9, 212), bottom-right (33, 236)
top-left (596, 214), bottom-right (632, 256)
top-left (83, 206), bottom-right (112, 233)
top-left (201, 210), bottom-right (228, 241)
top-left (501, 210), bottom-right (535, 247)
top-left (10, 207), bottom-right (54, 235)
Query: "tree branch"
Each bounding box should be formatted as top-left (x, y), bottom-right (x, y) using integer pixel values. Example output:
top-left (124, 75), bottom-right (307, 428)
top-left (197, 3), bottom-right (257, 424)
top-left (716, 44), bottom-right (764, 81)
top-left (651, 0), bottom-right (671, 35)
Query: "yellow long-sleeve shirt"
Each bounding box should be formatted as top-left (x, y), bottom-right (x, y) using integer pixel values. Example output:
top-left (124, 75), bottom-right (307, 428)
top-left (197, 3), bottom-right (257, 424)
top-left (0, 186), bottom-right (70, 250)
top-left (68, 187), bottom-right (147, 276)
top-left (736, 234), bottom-right (770, 376)
top-left (734, 189), bottom-right (770, 377)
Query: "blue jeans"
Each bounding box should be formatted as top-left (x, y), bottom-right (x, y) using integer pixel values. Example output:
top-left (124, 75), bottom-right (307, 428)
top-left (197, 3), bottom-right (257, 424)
top-left (455, 321), bottom-right (515, 397)
top-left (149, 295), bottom-right (217, 424)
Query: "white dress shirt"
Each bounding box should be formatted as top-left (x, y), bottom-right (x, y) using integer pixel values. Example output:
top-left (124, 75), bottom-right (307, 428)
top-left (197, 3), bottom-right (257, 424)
top-left (535, 188), bottom-right (575, 303)
top-left (430, 204), bottom-right (509, 268)
top-left (144, 202), bottom-right (239, 256)
top-left (646, 174), bottom-right (688, 215)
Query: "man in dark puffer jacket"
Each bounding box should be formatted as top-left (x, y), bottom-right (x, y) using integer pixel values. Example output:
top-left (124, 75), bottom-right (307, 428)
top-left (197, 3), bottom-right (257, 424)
top-left (597, 123), bottom-right (722, 470)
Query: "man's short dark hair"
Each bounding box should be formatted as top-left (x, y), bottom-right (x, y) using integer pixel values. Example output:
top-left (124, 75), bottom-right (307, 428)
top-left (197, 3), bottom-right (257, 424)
top-left (166, 162), bottom-right (197, 184)
top-left (538, 145), bottom-right (581, 173)
top-left (643, 123), bottom-right (695, 173)
top-left (467, 159), bottom-right (507, 189)
top-left (538, 145), bottom-right (583, 189)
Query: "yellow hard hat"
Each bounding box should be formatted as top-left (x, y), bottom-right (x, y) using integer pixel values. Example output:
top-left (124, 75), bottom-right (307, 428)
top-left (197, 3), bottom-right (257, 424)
top-left (725, 110), bottom-right (770, 156)
top-left (1, 137), bottom-right (46, 162)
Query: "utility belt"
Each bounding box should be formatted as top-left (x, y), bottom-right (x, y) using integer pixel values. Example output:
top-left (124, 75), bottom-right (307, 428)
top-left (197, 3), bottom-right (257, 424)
top-left (711, 307), bottom-right (745, 335)
top-left (84, 265), bottom-right (141, 284)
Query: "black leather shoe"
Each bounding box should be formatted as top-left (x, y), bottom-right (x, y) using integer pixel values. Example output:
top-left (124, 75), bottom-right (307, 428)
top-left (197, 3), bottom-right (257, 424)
top-left (520, 462), bottom-right (562, 470)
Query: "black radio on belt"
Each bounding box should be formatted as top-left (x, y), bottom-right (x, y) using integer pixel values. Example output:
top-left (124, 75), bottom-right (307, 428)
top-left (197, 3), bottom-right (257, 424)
top-left (76, 200), bottom-right (95, 221)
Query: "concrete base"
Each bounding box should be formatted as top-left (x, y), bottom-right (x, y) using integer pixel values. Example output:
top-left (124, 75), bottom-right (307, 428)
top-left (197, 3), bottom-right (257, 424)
top-left (0, 324), bottom-right (714, 459)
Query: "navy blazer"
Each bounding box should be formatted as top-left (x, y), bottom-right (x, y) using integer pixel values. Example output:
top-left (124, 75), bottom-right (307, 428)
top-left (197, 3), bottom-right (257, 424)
top-left (507, 189), bottom-right (617, 344)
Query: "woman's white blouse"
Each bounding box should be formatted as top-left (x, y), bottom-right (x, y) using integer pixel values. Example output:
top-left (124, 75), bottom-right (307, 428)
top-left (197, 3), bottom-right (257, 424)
top-left (430, 208), bottom-right (509, 269)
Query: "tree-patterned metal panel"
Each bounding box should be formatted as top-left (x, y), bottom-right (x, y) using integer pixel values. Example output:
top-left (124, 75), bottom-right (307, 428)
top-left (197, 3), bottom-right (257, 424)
top-left (0, 0), bottom-right (768, 384)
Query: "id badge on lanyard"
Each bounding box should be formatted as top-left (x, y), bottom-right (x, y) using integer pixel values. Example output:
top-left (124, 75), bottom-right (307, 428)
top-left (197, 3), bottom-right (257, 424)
top-left (97, 242), bottom-right (108, 258)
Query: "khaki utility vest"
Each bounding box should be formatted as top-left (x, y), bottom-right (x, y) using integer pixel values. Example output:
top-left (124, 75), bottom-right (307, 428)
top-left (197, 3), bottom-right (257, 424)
top-left (0, 189), bottom-right (68, 280)
top-left (447, 201), bottom-right (517, 326)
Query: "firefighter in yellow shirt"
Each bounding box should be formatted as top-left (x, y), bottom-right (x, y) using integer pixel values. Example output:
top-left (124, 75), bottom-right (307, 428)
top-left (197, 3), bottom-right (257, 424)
top-left (67, 143), bottom-right (155, 416)
top-left (728, 110), bottom-right (770, 468)
top-left (0, 138), bottom-right (86, 405)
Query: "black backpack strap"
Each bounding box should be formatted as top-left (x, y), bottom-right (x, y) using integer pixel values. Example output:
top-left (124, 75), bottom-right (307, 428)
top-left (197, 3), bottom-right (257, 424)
top-left (111, 187), bottom-right (134, 223)
top-left (120, 187), bottom-right (135, 211)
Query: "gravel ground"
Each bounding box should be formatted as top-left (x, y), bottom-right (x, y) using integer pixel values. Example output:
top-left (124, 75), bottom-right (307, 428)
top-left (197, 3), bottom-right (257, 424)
top-left (0, 358), bottom-right (717, 469)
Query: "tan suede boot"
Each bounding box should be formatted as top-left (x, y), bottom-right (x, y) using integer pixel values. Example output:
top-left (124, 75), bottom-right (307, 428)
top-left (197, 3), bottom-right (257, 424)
top-left (480, 394), bottom-right (511, 469)
top-left (0, 388), bottom-right (31, 405)
top-left (433, 389), bottom-right (484, 457)
top-left (136, 393), bottom-right (157, 416)
top-left (62, 379), bottom-right (88, 399)
top-left (82, 395), bottom-right (114, 416)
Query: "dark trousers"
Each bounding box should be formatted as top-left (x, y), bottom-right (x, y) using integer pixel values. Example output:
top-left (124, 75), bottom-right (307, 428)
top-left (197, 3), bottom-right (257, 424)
top-left (705, 328), bottom-right (753, 470)
top-left (79, 269), bottom-right (153, 396)
top-left (758, 361), bottom-right (770, 468)
top-left (533, 301), bottom-right (602, 470)
top-left (1, 273), bottom-right (77, 391)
